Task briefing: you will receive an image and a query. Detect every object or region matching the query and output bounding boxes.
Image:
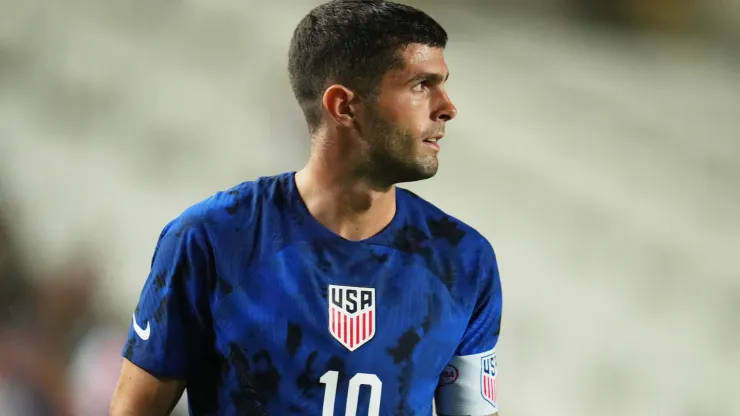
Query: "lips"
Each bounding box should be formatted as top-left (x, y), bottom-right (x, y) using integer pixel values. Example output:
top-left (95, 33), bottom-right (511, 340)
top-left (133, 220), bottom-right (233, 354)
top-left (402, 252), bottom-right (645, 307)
top-left (422, 137), bottom-right (441, 150)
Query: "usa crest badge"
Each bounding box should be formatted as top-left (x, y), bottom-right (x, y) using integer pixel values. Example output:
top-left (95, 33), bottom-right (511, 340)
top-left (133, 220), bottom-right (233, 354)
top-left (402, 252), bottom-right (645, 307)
top-left (481, 351), bottom-right (498, 406)
top-left (328, 285), bottom-right (375, 351)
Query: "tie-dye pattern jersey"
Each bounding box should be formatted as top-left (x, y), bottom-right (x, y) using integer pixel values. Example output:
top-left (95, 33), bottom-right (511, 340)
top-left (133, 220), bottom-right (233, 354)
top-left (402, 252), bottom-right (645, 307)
top-left (123, 172), bottom-right (502, 415)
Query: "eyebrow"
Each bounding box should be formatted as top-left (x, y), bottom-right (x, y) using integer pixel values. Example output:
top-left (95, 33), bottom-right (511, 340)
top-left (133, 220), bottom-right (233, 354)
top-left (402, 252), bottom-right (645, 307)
top-left (407, 72), bottom-right (450, 85)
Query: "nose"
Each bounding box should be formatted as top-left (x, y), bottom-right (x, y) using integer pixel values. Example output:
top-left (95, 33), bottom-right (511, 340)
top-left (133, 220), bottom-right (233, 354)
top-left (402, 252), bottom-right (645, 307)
top-left (433, 91), bottom-right (457, 122)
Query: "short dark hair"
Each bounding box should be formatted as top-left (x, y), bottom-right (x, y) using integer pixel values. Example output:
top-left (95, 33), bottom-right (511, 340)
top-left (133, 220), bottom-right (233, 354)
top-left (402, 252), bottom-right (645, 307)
top-left (288, 0), bottom-right (448, 130)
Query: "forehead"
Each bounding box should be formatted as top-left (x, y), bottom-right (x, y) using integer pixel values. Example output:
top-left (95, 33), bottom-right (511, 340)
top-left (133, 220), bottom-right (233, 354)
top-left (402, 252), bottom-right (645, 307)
top-left (386, 44), bottom-right (449, 82)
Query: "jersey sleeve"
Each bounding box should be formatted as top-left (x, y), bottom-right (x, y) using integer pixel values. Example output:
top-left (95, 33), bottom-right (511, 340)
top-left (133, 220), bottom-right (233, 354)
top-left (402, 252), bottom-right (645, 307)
top-left (435, 239), bottom-right (502, 415)
top-left (122, 218), bottom-right (213, 379)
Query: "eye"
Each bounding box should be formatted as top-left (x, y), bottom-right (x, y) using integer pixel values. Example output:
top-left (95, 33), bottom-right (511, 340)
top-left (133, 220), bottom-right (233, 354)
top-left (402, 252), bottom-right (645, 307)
top-left (412, 81), bottom-right (428, 92)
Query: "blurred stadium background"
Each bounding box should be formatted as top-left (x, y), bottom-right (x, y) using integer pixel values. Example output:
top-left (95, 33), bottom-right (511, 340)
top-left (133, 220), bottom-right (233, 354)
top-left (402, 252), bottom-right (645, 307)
top-left (0, 0), bottom-right (738, 415)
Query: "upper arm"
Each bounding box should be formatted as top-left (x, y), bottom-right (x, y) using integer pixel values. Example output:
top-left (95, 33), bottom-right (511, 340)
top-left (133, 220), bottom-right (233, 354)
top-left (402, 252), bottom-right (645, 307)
top-left (110, 358), bottom-right (185, 416)
top-left (435, 239), bottom-right (502, 416)
top-left (112, 218), bottom-right (213, 414)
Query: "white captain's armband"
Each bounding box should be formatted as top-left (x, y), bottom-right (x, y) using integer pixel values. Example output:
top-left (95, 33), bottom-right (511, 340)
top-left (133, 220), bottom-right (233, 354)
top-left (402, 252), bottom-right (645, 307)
top-left (435, 348), bottom-right (498, 415)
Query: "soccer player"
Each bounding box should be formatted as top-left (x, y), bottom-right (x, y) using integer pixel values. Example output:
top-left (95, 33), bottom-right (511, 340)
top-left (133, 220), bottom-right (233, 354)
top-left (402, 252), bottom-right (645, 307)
top-left (109, 1), bottom-right (502, 415)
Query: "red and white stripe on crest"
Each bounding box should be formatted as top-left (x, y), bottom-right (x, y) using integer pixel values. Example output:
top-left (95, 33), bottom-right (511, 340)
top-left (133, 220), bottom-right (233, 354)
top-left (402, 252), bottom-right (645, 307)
top-left (480, 352), bottom-right (498, 406)
top-left (329, 306), bottom-right (373, 350)
top-left (327, 285), bottom-right (376, 351)
top-left (482, 373), bottom-right (497, 404)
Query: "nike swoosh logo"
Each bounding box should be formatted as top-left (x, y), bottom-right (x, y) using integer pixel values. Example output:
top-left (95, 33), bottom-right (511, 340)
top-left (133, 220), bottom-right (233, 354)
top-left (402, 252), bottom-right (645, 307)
top-left (132, 312), bottom-right (150, 341)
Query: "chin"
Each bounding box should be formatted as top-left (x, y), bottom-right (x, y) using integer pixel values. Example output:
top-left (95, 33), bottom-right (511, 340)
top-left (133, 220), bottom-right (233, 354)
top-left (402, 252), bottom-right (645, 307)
top-left (394, 160), bottom-right (439, 184)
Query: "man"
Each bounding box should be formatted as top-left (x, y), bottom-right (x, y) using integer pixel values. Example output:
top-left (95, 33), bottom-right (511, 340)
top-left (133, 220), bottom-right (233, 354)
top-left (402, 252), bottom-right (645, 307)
top-left (110, 1), bottom-right (502, 415)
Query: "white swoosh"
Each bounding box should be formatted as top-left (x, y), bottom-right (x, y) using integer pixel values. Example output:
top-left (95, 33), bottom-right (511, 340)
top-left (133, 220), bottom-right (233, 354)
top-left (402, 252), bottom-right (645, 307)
top-left (132, 312), bottom-right (150, 341)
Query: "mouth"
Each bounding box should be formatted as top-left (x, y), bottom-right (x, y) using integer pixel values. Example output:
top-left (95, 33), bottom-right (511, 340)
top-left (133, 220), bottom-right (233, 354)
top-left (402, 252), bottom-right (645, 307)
top-left (422, 136), bottom-right (442, 151)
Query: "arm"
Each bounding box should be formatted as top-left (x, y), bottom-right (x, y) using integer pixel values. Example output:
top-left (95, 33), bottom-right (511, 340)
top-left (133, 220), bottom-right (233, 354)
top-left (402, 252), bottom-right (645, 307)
top-left (110, 219), bottom-right (213, 416)
top-left (109, 359), bottom-right (185, 416)
top-left (435, 238), bottom-right (502, 416)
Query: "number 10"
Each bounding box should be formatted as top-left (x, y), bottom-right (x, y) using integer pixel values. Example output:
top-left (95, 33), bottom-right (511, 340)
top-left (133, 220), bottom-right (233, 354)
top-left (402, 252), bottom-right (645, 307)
top-left (320, 371), bottom-right (382, 416)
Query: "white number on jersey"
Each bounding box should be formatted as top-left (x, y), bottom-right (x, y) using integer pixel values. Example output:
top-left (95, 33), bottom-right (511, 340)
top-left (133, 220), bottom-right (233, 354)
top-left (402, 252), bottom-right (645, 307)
top-left (320, 370), bottom-right (382, 416)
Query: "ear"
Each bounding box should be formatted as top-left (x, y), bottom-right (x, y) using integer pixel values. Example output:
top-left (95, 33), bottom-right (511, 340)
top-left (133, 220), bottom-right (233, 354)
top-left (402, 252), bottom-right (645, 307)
top-left (322, 84), bottom-right (357, 128)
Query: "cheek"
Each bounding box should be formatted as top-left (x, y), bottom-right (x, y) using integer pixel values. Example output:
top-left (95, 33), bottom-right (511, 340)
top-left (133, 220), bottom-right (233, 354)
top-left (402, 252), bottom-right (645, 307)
top-left (396, 100), bottom-right (429, 137)
top-left (377, 94), bottom-right (429, 139)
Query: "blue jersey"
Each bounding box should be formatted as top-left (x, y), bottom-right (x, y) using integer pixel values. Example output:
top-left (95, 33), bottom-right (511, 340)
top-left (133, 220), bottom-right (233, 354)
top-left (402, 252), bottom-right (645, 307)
top-left (123, 172), bottom-right (502, 416)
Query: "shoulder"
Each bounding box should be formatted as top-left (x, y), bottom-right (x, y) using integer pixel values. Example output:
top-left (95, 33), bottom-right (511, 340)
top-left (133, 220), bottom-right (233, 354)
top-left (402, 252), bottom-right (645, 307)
top-left (395, 188), bottom-right (498, 303)
top-left (397, 187), bottom-right (496, 260)
top-left (161, 173), bottom-right (291, 244)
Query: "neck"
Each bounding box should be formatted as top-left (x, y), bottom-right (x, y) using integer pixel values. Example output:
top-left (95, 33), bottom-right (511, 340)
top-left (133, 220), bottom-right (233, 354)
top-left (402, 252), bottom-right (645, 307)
top-left (295, 150), bottom-right (397, 241)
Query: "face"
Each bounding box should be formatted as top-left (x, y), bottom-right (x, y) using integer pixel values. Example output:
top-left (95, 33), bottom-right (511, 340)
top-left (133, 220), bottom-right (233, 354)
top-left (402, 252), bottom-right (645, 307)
top-left (355, 44), bottom-right (457, 186)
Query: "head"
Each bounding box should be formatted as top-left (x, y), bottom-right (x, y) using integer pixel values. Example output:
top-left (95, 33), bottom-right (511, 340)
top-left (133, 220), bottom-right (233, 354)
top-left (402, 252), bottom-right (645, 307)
top-left (289, 0), bottom-right (457, 187)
